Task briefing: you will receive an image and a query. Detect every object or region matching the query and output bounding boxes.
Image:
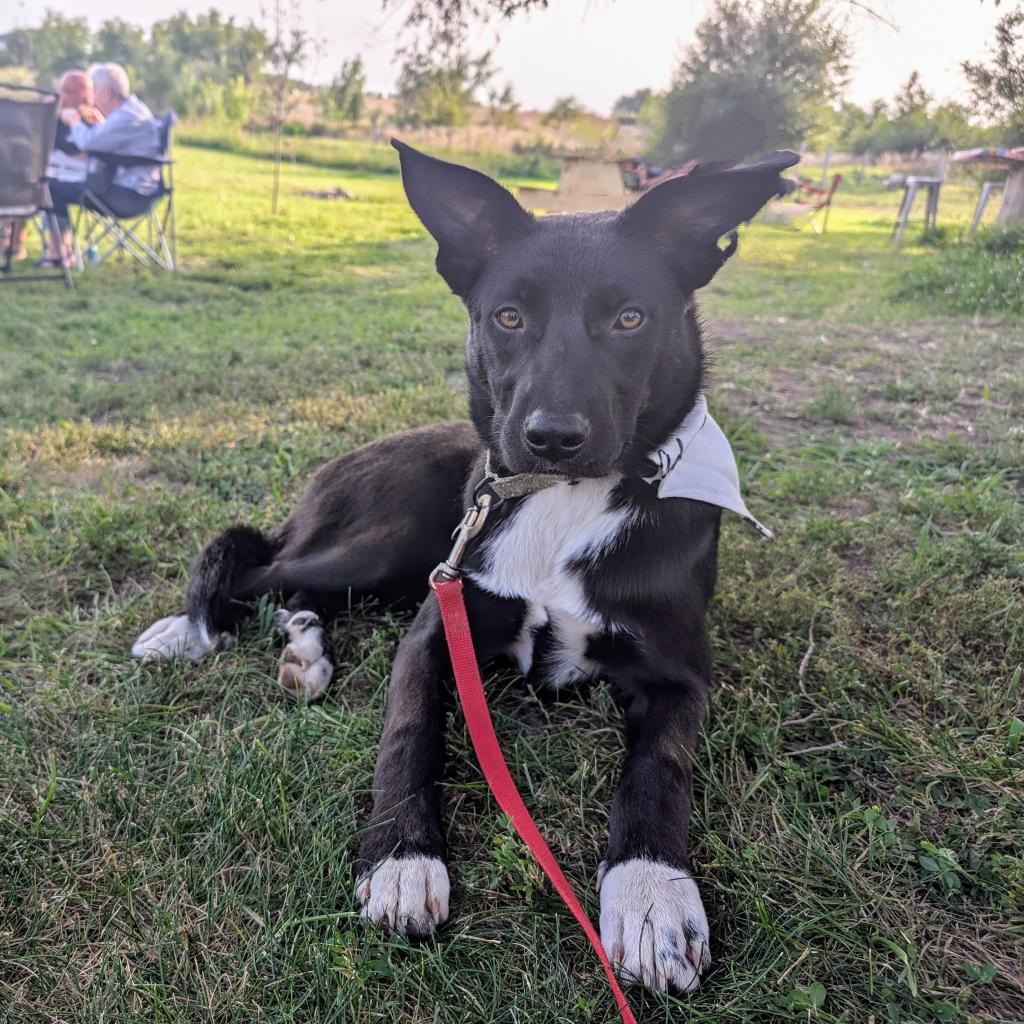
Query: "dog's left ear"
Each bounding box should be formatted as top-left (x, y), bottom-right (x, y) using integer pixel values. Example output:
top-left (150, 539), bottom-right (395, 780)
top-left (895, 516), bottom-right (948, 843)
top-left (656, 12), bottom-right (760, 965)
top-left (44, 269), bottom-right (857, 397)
top-left (393, 139), bottom-right (535, 298)
top-left (617, 150), bottom-right (799, 292)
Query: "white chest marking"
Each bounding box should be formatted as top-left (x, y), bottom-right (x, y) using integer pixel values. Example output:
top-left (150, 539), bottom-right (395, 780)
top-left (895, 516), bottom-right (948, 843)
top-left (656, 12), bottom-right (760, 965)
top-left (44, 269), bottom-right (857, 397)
top-left (469, 475), bottom-right (634, 684)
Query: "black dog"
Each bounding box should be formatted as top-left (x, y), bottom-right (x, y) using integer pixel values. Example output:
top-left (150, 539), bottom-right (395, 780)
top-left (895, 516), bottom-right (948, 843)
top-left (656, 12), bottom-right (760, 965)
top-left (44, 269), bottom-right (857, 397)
top-left (133, 141), bottom-right (796, 992)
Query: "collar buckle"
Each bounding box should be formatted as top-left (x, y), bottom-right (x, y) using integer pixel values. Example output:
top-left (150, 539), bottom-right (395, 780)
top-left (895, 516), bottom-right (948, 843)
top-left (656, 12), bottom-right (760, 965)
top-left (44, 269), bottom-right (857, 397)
top-left (429, 491), bottom-right (494, 589)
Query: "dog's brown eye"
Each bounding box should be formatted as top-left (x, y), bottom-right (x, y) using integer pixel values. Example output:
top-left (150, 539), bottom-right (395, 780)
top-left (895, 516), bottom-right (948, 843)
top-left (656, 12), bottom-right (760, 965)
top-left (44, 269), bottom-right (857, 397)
top-left (495, 308), bottom-right (522, 330)
top-left (614, 308), bottom-right (644, 331)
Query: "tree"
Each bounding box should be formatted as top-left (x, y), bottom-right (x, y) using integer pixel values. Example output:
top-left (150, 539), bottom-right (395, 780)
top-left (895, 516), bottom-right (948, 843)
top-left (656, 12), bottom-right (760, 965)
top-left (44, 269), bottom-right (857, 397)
top-left (542, 95), bottom-right (584, 139)
top-left (395, 49), bottom-right (493, 132)
top-left (651, 0), bottom-right (850, 163)
top-left (151, 10), bottom-right (267, 84)
top-left (263, 0), bottom-right (311, 214)
top-left (837, 98), bottom-right (887, 155)
top-left (326, 57), bottom-right (366, 123)
top-left (883, 72), bottom-right (937, 154)
top-left (930, 101), bottom-right (974, 149)
top-left (612, 88), bottom-right (653, 123)
top-left (487, 82), bottom-right (519, 128)
top-left (392, 0), bottom-right (547, 52)
top-left (144, 10), bottom-right (268, 113)
top-left (543, 96), bottom-right (584, 144)
top-left (0, 8), bottom-right (270, 117)
top-left (892, 70), bottom-right (930, 118)
top-left (963, 6), bottom-right (1024, 142)
top-left (837, 80), bottom-right (976, 158)
top-left (3, 10), bottom-right (92, 86)
top-left (93, 19), bottom-right (148, 75)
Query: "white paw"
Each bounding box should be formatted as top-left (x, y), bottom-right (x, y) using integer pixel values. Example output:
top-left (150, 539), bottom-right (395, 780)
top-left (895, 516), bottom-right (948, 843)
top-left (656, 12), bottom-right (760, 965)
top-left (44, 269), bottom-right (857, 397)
top-left (599, 858), bottom-right (710, 993)
top-left (131, 613), bottom-right (218, 662)
top-left (274, 609), bottom-right (333, 700)
top-left (356, 855), bottom-right (450, 939)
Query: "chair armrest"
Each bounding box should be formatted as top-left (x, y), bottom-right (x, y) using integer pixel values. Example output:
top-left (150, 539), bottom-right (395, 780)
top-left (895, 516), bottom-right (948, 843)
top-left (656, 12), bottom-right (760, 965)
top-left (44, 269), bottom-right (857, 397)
top-left (87, 150), bottom-right (173, 168)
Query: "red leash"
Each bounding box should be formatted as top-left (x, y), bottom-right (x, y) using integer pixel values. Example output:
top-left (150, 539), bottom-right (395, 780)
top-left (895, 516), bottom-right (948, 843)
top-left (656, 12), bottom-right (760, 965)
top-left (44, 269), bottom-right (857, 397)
top-left (433, 575), bottom-right (638, 1024)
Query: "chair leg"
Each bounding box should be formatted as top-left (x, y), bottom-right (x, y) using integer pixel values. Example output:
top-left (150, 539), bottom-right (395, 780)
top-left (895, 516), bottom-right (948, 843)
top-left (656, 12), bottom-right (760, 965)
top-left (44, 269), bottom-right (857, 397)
top-left (1, 226), bottom-right (13, 275)
top-left (154, 212), bottom-right (173, 271)
top-left (76, 192), bottom-right (176, 272)
top-left (968, 189), bottom-right (985, 239)
top-left (65, 210), bottom-right (79, 270)
top-left (893, 184), bottom-right (915, 245)
top-left (99, 214), bottom-right (168, 268)
top-left (969, 183), bottom-right (999, 239)
top-left (167, 196), bottom-right (176, 270)
top-left (925, 185), bottom-right (940, 234)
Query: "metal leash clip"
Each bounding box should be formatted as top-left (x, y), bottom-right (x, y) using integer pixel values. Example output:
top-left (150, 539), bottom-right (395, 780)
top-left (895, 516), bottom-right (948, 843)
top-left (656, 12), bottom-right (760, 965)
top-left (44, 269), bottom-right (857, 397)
top-left (429, 487), bottom-right (494, 589)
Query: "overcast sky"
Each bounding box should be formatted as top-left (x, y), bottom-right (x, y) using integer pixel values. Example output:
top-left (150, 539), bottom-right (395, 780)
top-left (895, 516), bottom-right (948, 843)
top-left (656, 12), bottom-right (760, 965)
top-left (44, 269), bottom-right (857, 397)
top-left (1, 0), bottom-right (1005, 116)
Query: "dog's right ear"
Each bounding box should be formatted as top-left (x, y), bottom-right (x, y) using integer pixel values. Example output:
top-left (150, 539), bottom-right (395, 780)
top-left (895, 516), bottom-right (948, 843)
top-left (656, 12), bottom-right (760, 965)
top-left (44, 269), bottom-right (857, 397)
top-left (392, 139), bottom-right (535, 299)
top-left (617, 150), bottom-right (799, 293)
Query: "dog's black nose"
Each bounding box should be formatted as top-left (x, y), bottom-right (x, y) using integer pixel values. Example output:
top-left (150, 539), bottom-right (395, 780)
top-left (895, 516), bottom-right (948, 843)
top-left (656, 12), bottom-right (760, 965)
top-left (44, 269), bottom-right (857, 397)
top-left (524, 411), bottom-right (590, 462)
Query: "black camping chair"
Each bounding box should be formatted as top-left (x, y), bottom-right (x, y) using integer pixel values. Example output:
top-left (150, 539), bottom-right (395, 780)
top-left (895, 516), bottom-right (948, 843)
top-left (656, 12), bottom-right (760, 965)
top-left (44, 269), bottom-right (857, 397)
top-left (73, 110), bottom-right (177, 272)
top-left (0, 82), bottom-right (73, 288)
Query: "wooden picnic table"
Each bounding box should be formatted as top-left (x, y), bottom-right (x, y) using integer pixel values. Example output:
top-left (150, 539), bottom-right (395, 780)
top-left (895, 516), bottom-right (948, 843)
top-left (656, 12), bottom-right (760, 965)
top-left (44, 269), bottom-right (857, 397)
top-left (517, 153), bottom-right (637, 213)
top-left (952, 147), bottom-right (1024, 229)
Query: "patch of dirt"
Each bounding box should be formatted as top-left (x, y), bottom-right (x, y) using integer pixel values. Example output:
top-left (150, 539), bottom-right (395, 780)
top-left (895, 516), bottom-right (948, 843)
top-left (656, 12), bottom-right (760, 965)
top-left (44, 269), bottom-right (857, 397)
top-left (300, 186), bottom-right (352, 200)
top-left (444, 369), bottom-right (467, 393)
top-left (826, 495), bottom-right (876, 520)
top-left (33, 456), bottom-right (185, 495)
top-left (86, 360), bottom-right (150, 384)
top-left (709, 316), bottom-right (1023, 447)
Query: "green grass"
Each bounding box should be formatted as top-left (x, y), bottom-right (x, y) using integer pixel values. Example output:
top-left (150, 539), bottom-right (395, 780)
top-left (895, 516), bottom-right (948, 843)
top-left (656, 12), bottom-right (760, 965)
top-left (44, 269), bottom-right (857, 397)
top-left (1, 146), bottom-right (1023, 1023)
top-left (895, 228), bottom-right (1024, 318)
top-left (178, 118), bottom-right (561, 184)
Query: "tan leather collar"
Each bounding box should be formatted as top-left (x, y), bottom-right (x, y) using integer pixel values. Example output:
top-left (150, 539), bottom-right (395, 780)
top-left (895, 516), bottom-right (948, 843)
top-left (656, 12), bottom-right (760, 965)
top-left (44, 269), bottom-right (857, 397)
top-left (483, 450), bottom-right (567, 500)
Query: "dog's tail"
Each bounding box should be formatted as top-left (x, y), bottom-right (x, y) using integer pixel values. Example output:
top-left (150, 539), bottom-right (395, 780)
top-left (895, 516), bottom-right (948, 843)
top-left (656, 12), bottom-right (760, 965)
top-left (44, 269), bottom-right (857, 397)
top-left (186, 525), bottom-right (280, 642)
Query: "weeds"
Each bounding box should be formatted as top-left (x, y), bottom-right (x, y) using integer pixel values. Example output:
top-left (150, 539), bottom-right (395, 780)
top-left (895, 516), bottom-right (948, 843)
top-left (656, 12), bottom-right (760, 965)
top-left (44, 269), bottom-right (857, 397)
top-left (895, 228), bottom-right (1024, 317)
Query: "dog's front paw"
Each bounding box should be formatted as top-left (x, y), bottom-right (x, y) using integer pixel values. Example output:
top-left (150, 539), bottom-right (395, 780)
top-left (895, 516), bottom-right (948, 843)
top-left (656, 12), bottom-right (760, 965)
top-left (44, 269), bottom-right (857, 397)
top-left (132, 613), bottom-right (219, 662)
top-left (274, 609), bottom-right (333, 700)
top-left (599, 858), bottom-right (710, 993)
top-left (356, 855), bottom-right (450, 939)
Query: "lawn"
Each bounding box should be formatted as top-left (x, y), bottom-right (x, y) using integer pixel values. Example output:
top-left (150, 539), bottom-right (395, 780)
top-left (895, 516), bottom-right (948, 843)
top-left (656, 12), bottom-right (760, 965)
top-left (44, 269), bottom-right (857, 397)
top-left (1, 143), bottom-right (1022, 1024)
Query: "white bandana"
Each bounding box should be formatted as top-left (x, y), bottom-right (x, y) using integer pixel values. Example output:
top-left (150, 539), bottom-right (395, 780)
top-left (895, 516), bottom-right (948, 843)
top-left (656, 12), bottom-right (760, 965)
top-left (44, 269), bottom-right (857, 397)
top-left (647, 394), bottom-right (773, 539)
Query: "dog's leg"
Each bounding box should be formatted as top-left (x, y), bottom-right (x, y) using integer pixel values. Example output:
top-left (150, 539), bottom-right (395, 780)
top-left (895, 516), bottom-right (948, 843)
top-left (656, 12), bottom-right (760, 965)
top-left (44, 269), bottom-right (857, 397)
top-left (132, 525), bottom-right (277, 663)
top-left (356, 596), bottom-right (452, 938)
top-left (273, 596), bottom-right (335, 701)
top-left (131, 612), bottom-right (228, 662)
top-left (599, 681), bottom-right (711, 993)
top-left (358, 585), bottom-right (522, 938)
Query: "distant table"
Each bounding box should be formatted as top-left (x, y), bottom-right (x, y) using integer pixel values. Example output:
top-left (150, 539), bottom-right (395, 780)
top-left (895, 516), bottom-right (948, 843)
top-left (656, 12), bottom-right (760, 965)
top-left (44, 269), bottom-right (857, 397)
top-left (892, 176), bottom-right (943, 244)
top-left (517, 153), bottom-right (637, 213)
top-left (952, 147), bottom-right (1024, 232)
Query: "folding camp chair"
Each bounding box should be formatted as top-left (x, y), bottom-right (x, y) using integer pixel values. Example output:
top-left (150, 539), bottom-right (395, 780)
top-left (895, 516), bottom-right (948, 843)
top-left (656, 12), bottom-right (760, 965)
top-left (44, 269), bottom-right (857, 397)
top-left (0, 82), bottom-right (73, 288)
top-left (73, 111), bottom-right (177, 272)
top-left (767, 173), bottom-right (842, 234)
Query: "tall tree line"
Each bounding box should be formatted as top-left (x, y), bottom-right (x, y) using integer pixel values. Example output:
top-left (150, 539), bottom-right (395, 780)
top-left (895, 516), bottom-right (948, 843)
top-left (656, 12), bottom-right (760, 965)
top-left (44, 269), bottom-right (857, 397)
top-left (1, 9), bottom-right (268, 118)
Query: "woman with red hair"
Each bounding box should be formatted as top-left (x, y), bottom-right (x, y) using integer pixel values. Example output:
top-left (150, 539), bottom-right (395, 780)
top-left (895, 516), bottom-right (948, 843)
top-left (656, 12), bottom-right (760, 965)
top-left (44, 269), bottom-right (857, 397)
top-left (39, 69), bottom-right (103, 267)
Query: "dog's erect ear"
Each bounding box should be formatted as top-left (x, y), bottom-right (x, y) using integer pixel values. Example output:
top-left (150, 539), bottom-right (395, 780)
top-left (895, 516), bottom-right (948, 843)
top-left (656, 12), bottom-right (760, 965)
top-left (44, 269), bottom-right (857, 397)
top-left (617, 150), bottom-right (799, 292)
top-left (392, 139), bottom-right (535, 298)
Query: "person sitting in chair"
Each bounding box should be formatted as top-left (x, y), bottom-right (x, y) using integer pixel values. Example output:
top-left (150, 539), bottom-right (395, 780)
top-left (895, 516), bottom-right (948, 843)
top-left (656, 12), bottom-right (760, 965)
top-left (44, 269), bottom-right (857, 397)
top-left (38, 69), bottom-right (100, 267)
top-left (0, 105), bottom-right (35, 264)
top-left (49, 63), bottom-right (160, 266)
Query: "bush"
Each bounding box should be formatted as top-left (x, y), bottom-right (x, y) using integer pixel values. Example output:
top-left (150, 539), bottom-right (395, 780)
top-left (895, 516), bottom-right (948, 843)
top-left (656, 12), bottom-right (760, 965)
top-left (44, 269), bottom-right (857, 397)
top-left (894, 229), bottom-right (1024, 317)
top-left (497, 144), bottom-right (559, 180)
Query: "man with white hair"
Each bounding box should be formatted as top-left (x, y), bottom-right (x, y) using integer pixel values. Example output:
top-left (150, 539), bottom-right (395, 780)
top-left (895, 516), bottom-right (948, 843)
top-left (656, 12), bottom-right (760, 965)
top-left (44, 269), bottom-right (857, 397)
top-left (49, 63), bottom-right (161, 264)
